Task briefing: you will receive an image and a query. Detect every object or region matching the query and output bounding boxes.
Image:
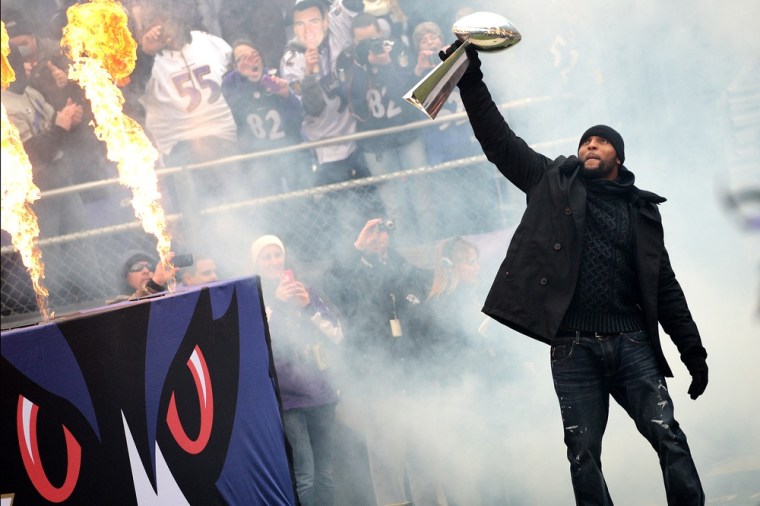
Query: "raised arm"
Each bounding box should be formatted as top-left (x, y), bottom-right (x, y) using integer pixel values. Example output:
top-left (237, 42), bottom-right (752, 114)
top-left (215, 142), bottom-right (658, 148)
top-left (442, 42), bottom-right (553, 193)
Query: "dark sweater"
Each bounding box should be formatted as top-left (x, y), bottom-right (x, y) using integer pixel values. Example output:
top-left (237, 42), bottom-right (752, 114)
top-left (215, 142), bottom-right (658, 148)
top-left (560, 171), bottom-right (645, 333)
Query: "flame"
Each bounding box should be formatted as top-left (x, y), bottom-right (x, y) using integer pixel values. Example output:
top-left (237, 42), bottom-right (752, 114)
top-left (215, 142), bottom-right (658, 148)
top-left (1, 21), bottom-right (51, 321)
top-left (60, 0), bottom-right (172, 268)
top-left (1, 20), bottom-right (14, 88)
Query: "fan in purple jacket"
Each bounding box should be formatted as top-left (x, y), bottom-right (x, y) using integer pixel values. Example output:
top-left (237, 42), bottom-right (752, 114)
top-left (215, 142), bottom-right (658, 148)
top-left (251, 234), bottom-right (343, 506)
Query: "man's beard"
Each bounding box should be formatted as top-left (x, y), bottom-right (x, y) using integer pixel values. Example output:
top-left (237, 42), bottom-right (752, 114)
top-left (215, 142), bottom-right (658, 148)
top-left (580, 157), bottom-right (616, 180)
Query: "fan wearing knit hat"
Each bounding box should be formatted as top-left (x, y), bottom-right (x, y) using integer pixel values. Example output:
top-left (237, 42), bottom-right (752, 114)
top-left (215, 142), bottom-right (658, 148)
top-left (436, 38), bottom-right (709, 504)
top-left (249, 233), bottom-right (343, 506)
top-left (250, 234), bottom-right (286, 280)
top-left (411, 21), bottom-right (445, 78)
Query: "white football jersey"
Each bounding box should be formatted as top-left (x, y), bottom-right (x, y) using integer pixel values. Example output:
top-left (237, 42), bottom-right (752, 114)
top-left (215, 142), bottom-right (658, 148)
top-left (141, 31), bottom-right (237, 156)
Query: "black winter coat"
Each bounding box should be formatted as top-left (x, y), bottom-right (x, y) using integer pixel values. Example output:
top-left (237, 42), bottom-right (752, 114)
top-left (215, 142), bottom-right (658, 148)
top-left (322, 248), bottom-right (432, 377)
top-left (458, 76), bottom-right (706, 377)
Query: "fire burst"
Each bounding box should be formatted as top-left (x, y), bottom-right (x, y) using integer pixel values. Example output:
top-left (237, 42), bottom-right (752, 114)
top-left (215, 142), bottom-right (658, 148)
top-left (1, 21), bottom-right (51, 321)
top-left (61, 0), bottom-right (172, 268)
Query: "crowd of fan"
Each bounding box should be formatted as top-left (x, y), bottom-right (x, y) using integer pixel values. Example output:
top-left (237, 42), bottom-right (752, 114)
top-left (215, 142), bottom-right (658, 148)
top-left (2, 2), bottom-right (517, 504)
top-left (114, 221), bottom-right (513, 505)
top-left (1, 0), bottom-right (486, 242)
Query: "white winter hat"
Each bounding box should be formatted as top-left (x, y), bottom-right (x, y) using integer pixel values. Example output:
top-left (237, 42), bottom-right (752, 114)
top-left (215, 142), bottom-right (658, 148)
top-left (250, 235), bottom-right (285, 263)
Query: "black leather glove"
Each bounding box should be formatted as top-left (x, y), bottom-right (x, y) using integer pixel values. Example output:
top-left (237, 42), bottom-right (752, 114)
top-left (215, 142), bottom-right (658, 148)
top-left (438, 39), bottom-right (462, 61)
top-left (438, 39), bottom-right (482, 87)
top-left (685, 356), bottom-right (708, 400)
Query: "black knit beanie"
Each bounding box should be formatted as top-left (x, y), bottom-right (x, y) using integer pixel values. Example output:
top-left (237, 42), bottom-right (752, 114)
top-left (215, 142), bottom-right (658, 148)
top-left (578, 125), bottom-right (625, 164)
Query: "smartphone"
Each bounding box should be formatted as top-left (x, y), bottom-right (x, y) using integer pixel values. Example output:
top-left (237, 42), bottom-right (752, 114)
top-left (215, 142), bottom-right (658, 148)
top-left (281, 269), bottom-right (294, 283)
top-left (173, 253), bottom-right (194, 268)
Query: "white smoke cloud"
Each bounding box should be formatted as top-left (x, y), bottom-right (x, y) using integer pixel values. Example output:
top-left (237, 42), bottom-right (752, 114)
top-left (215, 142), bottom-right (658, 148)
top-left (442, 1), bottom-right (760, 504)
top-left (2, 0), bottom-right (758, 503)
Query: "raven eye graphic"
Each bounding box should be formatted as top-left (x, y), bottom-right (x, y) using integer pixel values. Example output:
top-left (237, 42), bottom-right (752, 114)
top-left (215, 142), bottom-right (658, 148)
top-left (16, 395), bottom-right (82, 503)
top-left (166, 345), bottom-right (214, 454)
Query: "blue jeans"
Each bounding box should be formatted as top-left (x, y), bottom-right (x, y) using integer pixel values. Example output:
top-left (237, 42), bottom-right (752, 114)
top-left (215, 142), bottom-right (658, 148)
top-left (550, 330), bottom-right (704, 505)
top-left (282, 404), bottom-right (336, 506)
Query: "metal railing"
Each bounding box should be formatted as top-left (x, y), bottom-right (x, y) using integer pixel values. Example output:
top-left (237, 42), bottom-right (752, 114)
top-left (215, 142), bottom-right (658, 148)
top-left (1, 97), bottom-right (574, 327)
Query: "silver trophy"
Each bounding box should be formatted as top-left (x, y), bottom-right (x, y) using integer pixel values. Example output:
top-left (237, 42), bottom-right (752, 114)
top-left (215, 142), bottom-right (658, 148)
top-left (403, 12), bottom-right (522, 119)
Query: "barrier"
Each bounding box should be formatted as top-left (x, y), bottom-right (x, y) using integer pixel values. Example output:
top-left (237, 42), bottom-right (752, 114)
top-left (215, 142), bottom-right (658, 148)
top-left (1, 277), bottom-right (296, 504)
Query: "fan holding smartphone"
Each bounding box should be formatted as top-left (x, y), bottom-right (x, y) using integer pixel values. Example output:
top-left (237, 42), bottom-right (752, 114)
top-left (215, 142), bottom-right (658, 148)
top-left (250, 234), bottom-right (344, 506)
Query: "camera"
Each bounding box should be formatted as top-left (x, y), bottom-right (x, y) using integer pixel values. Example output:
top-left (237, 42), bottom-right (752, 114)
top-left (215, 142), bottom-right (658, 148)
top-left (369, 39), bottom-right (394, 55)
top-left (355, 38), bottom-right (400, 66)
top-left (260, 70), bottom-right (280, 94)
top-left (173, 253), bottom-right (194, 268)
top-left (377, 219), bottom-right (395, 232)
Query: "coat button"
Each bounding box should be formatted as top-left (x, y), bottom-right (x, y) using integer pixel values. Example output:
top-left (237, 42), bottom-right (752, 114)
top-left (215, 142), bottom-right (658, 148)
top-left (565, 208), bottom-right (572, 215)
top-left (553, 243), bottom-right (561, 251)
top-left (540, 278), bottom-right (548, 285)
top-left (504, 271), bottom-right (509, 277)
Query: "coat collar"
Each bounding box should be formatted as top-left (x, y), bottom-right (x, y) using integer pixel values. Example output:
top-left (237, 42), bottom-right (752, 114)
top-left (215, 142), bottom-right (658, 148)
top-left (558, 155), bottom-right (666, 206)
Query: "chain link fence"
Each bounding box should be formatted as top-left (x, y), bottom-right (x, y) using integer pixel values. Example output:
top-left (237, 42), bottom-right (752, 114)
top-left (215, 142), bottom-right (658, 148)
top-left (1, 100), bottom-right (571, 328)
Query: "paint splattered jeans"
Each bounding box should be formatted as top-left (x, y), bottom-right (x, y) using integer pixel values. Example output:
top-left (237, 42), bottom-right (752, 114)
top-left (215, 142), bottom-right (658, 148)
top-left (550, 330), bottom-right (704, 505)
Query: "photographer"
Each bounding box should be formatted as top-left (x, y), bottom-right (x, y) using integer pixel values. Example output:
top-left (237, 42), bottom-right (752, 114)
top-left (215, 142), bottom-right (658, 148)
top-left (411, 21), bottom-right (446, 78)
top-left (222, 40), bottom-right (312, 193)
top-left (323, 218), bottom-right (438, 506)
top-left (340, 14), bottom-right (432, 243)
top-left (343, 14), bottom-right (418, 139)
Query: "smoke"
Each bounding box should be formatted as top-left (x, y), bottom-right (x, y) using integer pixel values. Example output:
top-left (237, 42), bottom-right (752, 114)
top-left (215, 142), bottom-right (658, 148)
top-left (3, 0), bottom-right (760, 503)
top-left (435, 1), bottom-right (760, 504)
top-left (327, 0), bottom-right (760, 503)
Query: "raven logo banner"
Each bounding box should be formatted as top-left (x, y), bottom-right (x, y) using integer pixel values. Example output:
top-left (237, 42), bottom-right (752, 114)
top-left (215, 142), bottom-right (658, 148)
top-left (1, 277), bottom-right (295, 505)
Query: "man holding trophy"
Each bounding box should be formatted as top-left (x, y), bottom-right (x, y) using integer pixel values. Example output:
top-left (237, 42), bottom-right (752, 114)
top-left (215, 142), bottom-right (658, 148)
top-left (420, 12), bottom-right (708, 505)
